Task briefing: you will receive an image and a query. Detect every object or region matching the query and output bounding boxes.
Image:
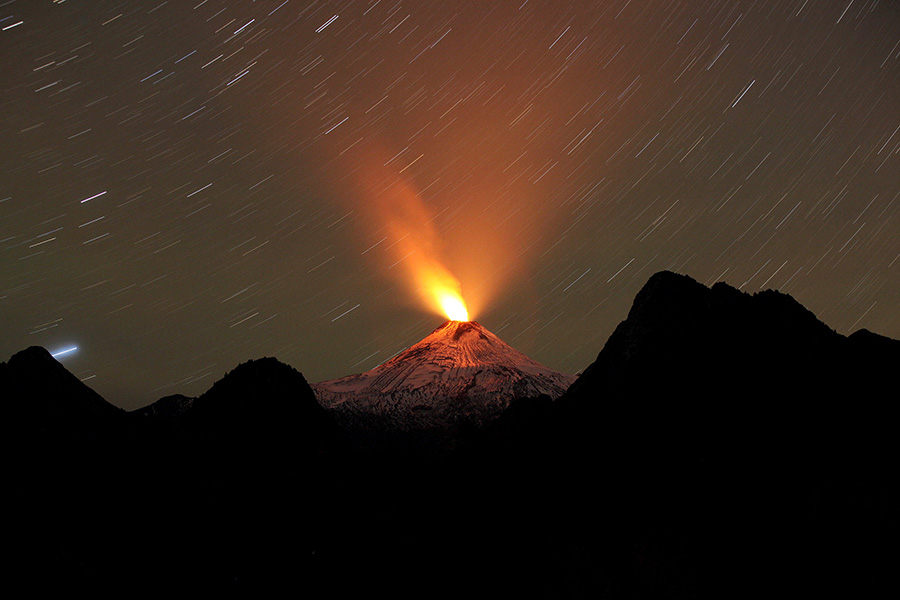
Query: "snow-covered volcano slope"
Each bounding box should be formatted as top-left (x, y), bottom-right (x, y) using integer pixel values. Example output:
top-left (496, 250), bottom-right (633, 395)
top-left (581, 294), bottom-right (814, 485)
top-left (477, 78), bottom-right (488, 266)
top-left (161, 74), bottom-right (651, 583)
top-left (313, 320), bottom-right (576, 430)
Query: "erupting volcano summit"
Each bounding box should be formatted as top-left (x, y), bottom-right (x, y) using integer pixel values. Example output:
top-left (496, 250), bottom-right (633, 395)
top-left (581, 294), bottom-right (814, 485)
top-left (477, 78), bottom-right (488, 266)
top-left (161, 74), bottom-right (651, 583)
top-left (313, 320), bottom-right (576, 432)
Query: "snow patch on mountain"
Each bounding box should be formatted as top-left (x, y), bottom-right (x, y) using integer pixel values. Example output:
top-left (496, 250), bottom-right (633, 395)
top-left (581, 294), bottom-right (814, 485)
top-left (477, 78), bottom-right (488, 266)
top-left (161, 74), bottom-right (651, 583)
top-left (312, 321), bottom-right (576, 431)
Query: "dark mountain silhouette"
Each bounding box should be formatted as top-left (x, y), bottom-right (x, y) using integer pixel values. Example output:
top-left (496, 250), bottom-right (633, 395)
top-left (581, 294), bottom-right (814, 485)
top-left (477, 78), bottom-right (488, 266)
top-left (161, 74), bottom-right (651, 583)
top-left (145, 357), bottom-right (341, 454)
top-left (566, 270), bottom-right (896, 399)
top-left (128, 357), bottom-right (346, 590)
top-left (551, 270), bottom-right (898, 463)
top-left (1, 344), bottom-right (125, 499)
top-left (1, 353), bottom-right (346, 592)
top-left (484, 271), bottom-right (900, 597)
top-left (1, 347), bottom-right (128, 591)
top-left (1, 345), bottom-right (122, 426)
top-left (2, 271), bottom-right (897, 596)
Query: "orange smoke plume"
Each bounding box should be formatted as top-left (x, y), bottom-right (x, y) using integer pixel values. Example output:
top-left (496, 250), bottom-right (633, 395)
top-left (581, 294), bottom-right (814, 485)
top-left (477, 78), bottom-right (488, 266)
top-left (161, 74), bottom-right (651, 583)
top-left (367, 176), bottom-right (470, 321)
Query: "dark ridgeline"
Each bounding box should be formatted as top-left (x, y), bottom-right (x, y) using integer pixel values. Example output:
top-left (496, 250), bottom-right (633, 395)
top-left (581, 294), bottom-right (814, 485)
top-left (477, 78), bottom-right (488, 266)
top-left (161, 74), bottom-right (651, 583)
top-left (483, 271), bottom-right (899, 597)
top-left (2, 352), bottom-right (345, 593)
top-left (2, 271), bottom-right (897, 597)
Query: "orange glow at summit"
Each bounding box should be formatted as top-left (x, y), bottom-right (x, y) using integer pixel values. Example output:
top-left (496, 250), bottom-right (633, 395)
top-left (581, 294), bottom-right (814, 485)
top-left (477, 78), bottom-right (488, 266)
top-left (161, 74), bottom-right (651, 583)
top-left (413, 257), bottom-right (471, 321)
top-left (435, 287), bottom-right (469, 322)
top-left (356, 171), bottom-right (475, 323)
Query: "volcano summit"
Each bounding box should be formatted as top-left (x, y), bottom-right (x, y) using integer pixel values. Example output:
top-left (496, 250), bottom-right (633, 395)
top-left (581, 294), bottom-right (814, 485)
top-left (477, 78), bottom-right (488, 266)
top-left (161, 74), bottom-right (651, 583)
top-left (313, 320), bottom-right (575, 434)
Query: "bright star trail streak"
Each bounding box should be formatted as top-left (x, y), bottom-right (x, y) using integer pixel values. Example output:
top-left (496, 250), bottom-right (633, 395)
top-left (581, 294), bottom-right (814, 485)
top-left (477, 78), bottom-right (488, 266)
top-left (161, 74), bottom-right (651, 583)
top-left (51, 346), bottom-right (78, 359)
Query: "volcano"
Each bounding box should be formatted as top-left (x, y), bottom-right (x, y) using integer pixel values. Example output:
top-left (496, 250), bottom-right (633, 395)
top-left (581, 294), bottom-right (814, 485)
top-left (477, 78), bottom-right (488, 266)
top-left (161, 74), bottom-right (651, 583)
top-left (313, 320), bottom-right (576, 433)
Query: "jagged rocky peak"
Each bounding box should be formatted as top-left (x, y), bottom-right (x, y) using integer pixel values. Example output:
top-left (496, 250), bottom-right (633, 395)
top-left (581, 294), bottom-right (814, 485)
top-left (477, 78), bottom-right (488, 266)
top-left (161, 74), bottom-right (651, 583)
top-left (563, 269), bottom-right (892, 402)
top-left (629, 270), bottom-right (830, 333)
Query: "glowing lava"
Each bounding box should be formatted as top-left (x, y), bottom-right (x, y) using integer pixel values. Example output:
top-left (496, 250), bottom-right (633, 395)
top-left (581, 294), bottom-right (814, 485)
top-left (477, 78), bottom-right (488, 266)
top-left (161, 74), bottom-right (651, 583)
top-left (418, 264), bottom-right (470, 321)
top-left (437, 289), bottom-right (469, 322)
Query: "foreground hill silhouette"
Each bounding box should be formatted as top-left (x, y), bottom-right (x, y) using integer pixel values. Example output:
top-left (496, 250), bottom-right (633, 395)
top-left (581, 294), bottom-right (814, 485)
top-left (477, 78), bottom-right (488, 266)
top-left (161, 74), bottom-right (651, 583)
top-left (2, 270), bottom-right (897, 596)
top-left (2, 352), bottom-right (346, 591)
top-left (487, 271), bottom-right (899, 596)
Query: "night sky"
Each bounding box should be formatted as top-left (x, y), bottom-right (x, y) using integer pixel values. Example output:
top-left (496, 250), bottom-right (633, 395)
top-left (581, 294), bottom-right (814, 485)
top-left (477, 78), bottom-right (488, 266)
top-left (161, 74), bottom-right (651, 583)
top-left (2, 1), bottom-right (898, 410)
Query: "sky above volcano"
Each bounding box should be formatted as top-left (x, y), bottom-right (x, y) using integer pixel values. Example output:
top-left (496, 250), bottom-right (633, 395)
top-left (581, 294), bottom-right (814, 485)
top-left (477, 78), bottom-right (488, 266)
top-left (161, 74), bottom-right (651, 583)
top-left (2, 1), bottom-right (898, 409)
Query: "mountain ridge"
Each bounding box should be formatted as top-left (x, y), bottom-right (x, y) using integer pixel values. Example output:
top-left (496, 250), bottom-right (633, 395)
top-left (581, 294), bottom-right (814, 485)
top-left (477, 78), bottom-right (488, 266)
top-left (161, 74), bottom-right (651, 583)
top-left (565, 270), bottom-right (895, 402)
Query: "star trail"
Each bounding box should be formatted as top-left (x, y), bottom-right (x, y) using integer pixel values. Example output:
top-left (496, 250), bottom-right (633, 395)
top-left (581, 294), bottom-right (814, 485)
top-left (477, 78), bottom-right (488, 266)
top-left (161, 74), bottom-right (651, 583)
top-left (2, 1), bottom-right (898, 409)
